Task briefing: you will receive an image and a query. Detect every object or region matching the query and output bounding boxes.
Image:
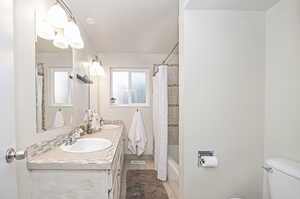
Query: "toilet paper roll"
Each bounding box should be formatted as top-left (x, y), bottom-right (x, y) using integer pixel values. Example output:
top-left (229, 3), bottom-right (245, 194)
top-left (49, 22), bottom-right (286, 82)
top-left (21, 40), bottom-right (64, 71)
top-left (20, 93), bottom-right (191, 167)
top-left (200, 156), bottom-right (218, 168)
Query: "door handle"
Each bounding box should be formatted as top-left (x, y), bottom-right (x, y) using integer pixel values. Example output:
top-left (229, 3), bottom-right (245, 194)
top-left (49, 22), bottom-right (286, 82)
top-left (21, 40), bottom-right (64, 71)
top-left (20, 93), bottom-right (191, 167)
top-left (5, 147), bottom-right (27, 163)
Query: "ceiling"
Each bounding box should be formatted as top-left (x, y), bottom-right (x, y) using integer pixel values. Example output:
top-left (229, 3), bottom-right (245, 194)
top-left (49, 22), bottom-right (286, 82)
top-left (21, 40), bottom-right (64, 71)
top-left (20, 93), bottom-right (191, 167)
top-left (185, 0), bottom-right (280, 10)
top-left (67, 0), bottom-right (179, 54)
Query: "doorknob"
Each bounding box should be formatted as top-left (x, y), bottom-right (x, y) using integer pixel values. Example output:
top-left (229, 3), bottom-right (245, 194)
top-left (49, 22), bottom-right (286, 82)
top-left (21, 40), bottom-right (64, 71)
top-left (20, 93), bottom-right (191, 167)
top-left (5, 147), bottom-right (27, 163)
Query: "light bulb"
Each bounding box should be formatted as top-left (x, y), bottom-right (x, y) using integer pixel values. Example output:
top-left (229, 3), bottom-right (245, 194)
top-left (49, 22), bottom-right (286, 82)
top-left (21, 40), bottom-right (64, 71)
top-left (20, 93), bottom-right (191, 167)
top-left (46, 4), bottom-right (68, 28)
top-left (37, 20), bottom-right (55, 40)
top-left (64, 21), bottom-right (84, 49)
top-left (64, 21), bottom-right (80, 38)
top-left (53, 31), bottom-right (69, 49)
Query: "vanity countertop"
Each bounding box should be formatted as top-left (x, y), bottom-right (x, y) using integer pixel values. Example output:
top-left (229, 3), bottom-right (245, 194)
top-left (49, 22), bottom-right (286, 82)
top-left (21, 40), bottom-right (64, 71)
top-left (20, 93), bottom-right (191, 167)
top-left (27, 125), bottom-right (123, 170)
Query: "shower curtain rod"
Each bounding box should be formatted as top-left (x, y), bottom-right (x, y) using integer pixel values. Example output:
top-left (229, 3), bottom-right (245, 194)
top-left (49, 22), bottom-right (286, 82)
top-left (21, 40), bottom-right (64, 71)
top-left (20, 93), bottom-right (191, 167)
top-left (153, 42), bottom-right (179, 76)
top-left (56, 0), bottom-right (77, 23)
top-left (161, 42), bottom-right (179, 65)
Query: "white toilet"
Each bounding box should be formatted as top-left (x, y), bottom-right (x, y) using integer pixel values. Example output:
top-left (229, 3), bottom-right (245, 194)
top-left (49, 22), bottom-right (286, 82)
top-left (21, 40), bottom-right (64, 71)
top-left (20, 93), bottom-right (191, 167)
top-left (266, 158), bottom-right (300, 199)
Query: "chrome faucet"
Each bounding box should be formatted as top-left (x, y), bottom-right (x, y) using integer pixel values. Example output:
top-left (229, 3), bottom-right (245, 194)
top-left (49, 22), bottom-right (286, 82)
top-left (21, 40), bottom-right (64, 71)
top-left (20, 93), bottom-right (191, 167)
top-left (65, 131), bottom-right (80, 146)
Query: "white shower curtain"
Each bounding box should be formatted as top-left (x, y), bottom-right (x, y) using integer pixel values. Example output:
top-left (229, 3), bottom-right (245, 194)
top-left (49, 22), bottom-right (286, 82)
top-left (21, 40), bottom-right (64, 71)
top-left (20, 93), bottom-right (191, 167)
top-left (36, 76), bottom-right (43, 131)
top-left (153, 65), bottom-right (168, 181)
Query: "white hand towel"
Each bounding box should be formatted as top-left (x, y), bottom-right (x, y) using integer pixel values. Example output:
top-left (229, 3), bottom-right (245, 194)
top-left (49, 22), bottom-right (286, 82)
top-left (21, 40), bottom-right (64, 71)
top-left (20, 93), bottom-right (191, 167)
top-left (53, 110), bottom-right (65, 128)
top-left (128, 111), bottom-right (147, 156)
top-left (128, 114), bottom-right (138, 154)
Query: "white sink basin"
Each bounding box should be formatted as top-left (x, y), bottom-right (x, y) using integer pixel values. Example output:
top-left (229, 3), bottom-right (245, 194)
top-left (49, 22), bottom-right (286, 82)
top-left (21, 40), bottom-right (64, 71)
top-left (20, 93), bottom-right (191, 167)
top-left (101, 124), bottom-right (120, 129)
top-left (61, 138), bottom-right (112, 153)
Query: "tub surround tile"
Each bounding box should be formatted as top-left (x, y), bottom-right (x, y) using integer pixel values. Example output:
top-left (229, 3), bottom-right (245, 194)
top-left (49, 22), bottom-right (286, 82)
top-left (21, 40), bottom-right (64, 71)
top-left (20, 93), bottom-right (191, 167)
top-left (167, 66), bottom-right (179, 130)
top-left (168, 107), bottom-right (179, 125)
top-left (167, 67), bottom-right (179, 85)
top-left (168, 126), bottom-right (179, 145)
top-left (168, 87), bottom-right (179, 105)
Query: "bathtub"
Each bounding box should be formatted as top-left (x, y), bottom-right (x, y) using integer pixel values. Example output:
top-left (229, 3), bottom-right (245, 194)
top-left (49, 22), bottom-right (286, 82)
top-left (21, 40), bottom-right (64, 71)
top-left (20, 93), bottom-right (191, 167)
top-left (168, 145), bottom-right (179, 198)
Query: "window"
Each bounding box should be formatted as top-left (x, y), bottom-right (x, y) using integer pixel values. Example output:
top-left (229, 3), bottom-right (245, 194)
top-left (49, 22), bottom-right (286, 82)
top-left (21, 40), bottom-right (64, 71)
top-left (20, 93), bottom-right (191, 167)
top-left (49, 68), bottom-right (73, 106)
top-left (111, 68), bottom-right (150, 106)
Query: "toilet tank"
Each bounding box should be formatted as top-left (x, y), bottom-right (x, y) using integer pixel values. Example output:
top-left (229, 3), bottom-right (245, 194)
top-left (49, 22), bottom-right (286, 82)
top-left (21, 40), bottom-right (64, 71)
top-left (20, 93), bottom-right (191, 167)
top-left (266, 158), bottom-right (300, 199)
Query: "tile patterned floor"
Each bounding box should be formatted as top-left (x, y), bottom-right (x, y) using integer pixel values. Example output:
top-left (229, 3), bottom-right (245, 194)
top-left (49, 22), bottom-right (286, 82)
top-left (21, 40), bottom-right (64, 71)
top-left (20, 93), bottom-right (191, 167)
top-left (120, 159), bottom-right (177, 199)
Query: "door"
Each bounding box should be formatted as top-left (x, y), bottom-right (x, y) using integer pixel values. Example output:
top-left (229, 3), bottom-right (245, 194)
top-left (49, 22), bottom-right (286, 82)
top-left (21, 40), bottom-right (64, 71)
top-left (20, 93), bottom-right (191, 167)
top-left (0, 1), bottom-right (18, 199)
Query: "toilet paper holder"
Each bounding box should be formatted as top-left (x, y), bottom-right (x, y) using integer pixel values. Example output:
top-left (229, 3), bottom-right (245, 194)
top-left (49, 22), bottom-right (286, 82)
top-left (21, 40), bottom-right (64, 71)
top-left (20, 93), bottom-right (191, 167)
top-left (198, 151), bottom-right (215, 167)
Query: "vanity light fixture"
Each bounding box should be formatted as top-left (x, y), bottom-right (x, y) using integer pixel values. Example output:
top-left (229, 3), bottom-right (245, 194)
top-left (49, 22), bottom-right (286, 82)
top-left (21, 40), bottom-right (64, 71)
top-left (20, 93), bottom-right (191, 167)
top-left (37, 20), bottom-right (55, 40)
top-left (64, 20), bottom-right (84, 49)
top-left (53, 30), bottom-right (69, 49)
top-left (90, 56), bottom-right (105, 77)
top-left (46, 3), bottom-right (68, 29)
top-left (37, 0), bottom-right (84, 49)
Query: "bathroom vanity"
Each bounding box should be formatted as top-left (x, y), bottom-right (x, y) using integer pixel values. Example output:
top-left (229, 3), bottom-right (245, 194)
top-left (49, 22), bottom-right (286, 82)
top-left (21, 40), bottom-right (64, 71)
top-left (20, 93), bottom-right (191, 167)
top-left (27, 125), bottom-right (124, 199)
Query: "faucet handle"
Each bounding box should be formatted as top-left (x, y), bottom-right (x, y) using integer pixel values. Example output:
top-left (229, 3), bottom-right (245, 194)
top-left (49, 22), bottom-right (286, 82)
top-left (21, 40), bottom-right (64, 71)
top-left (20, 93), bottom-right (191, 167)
top-left (70, 129), bottom-right (81, 138)
top-left (73, 131), bottom-right (80, 138)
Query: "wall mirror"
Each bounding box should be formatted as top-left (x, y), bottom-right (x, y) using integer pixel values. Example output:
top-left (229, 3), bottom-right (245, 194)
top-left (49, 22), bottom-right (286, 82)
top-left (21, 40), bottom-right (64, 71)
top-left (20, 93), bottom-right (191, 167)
top-left (35, 37), bottom-right (73, 133)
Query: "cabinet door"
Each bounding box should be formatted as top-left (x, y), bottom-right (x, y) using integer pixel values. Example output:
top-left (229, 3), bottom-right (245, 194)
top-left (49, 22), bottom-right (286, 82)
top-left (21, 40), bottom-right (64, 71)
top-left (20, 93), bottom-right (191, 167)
top-left (110, 134), bottom-right (125, 199)
top-left (117, 177), bottom-right (121, 199)
top-left (113, 157), bottom-right (122, 199)
top-left (112, 173), bottom-right (121, 199)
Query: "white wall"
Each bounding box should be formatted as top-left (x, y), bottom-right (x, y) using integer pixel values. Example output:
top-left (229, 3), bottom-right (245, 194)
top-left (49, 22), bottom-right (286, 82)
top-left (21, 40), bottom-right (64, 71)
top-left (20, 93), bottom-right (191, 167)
top-left (98, 53), bottom-right (178, 155)
top-left (180, 10), bottom-right (265, 199)
top-left (264, 0), bottom-right (300, 198)
top-left (265, 0), bottom-right (300, 167)
top-left (14, 0), bottom-right (96, 198)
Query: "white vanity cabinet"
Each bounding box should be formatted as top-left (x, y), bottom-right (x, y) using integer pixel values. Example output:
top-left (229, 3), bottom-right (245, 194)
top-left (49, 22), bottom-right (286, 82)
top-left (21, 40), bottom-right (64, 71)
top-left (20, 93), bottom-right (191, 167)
top-left (29, 129), bottom-right (124, 199)
top-left (108, 136), bottom-right (124, 199)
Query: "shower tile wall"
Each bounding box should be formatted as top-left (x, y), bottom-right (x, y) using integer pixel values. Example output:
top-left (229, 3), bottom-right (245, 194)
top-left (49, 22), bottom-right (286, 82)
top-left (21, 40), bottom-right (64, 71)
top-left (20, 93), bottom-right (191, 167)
top-left (168, 66), bottom-right (179, 145)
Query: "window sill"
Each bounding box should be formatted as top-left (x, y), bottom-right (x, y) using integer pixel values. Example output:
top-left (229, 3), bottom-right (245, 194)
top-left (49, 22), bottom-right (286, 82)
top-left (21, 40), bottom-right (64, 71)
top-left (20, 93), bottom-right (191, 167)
top-left (110, 104), bottom-right (151, 108)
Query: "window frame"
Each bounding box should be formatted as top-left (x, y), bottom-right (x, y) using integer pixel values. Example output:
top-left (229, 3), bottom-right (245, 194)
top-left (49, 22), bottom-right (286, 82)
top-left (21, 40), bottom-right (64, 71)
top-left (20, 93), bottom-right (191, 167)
top-left (48, 67), bottom-right (73, 107)
top-left (110, 68), bottom-right (151, 107)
